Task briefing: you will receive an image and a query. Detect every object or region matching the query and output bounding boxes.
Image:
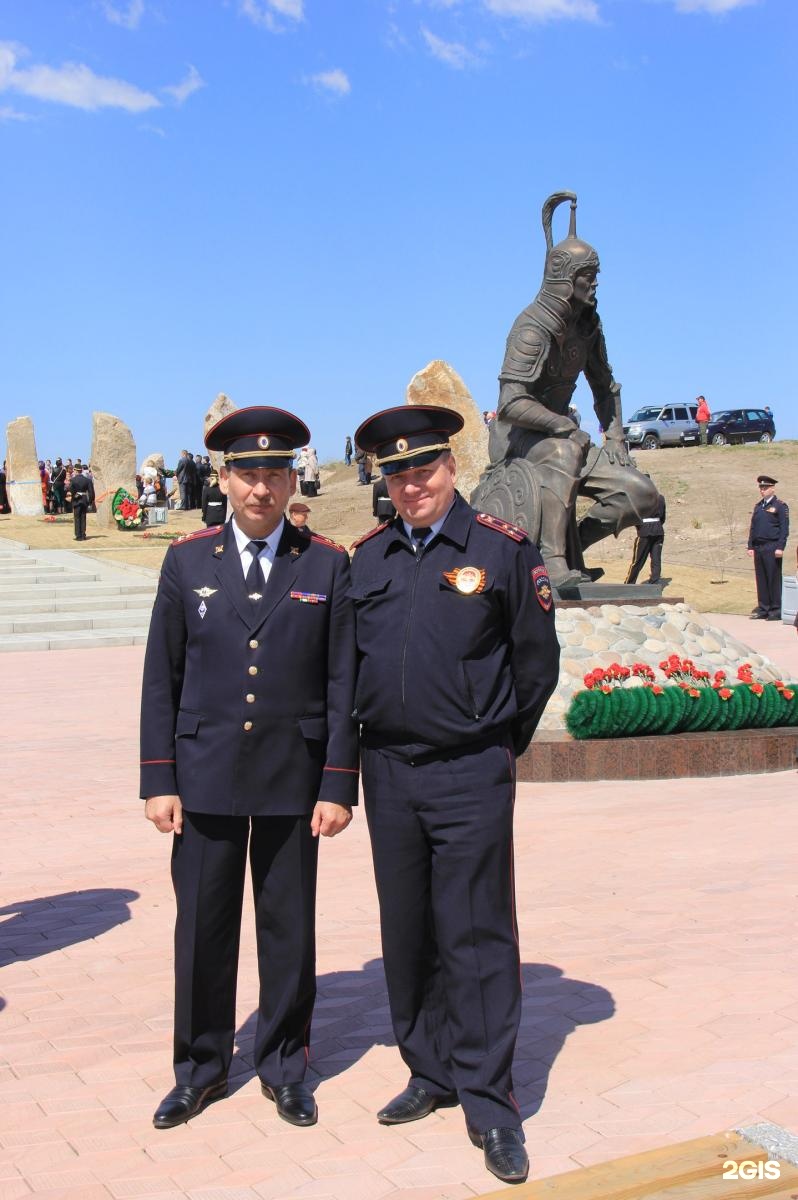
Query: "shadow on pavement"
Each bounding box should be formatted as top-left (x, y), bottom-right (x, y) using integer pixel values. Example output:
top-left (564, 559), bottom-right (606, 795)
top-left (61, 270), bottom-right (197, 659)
top-left (230, 958), bottom-right (614, 1115)
top-left (0, 887), bottom-right (139, 969)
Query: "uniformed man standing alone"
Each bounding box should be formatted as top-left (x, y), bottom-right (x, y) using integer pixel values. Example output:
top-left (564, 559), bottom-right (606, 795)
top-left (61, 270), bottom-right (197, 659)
top-left (748, 474), bottom-right (789, 620)
top-left (140, 407), bottom-right (358, 1130)
top-left (349, 405), bottom-right (560, 1185)
top-left (66, 462), bottom-right (94, 541)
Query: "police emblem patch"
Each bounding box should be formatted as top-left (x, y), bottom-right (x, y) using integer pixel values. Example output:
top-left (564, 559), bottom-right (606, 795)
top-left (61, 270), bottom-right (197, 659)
top-left (532, 564), bottom-right (553, 611)
top-left (443, 566), bottom-right (486, 595)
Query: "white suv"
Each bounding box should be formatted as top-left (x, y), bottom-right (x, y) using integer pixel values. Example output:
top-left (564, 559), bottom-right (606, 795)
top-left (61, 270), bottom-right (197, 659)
top-left (623, 404), bottom-right (700, 450)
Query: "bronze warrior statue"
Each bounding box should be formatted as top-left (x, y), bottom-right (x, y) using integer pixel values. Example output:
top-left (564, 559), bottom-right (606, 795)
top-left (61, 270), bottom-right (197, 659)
top-left (471, 191), bottom-right (658, 588)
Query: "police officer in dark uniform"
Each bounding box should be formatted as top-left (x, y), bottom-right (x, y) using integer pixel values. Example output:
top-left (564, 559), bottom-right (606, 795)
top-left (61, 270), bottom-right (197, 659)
top-left (748, 475), bottom-right (789, 620)
top-left (67, 463), bottom-right (95, 540)
top-left (349, 405), bottom-right (560, 1185)
top-left (624, 491), bottom-right (666, 585)
top-left (141, 407), bottom-right (358, 1130)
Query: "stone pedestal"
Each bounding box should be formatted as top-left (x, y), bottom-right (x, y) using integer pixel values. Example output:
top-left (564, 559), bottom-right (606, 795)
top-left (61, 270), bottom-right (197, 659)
top-left (90, 412), bottom-right (137, 528)
top-left (5, 416), bottom-right (43, 516)
top-left (406, 361), bottom-right (487, 500)
top-left (204, 393), bottom-right (236, 472)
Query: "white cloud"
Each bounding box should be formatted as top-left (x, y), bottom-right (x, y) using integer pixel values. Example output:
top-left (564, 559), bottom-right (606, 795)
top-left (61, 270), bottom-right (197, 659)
top-left (163, 64), bottom-right (205, 104)
top-left (483, 0), bottom-right (599, 19)
top-left (0, 104), bottom-right (34, 121)
top-left (100, 0), bottom-right (146, 29)
top-left (240, 0), bottom-right (304, 31)
top-left (306, 68), bottom-right (351, 95)
top-left (674, 0), bottom-right (757, 11)
top-left (0, 40), bottom-right (160, 112)
top-left (421, 26), bottom-right (479, 67)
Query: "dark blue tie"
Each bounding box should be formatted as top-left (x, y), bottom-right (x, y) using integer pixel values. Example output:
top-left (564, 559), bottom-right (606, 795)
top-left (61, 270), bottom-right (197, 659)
top-left (246, 540), bottom-right (267, 600)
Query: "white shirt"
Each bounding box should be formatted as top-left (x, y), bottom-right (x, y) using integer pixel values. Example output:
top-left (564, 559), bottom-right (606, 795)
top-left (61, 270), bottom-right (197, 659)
top-left (231, 517), bottom-right (284, 587)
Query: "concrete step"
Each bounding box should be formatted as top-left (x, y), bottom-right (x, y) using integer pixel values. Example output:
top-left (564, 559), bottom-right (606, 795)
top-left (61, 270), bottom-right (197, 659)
top-left (0, 628), bottom-right (150, 652)
top-left (0, 609), bottom-right (154, 635)
top-left (0, 573), bottom-right (102, 588)
top-left (0, 594), bottom-right (155, 615)
top-left (0, 562), bottom-right (76, 574)
top-left (0, 581), bottom-right (154, 599)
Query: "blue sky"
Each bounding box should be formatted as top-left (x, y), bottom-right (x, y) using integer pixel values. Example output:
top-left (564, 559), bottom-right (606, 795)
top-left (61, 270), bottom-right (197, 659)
top-left (1, 0), bottom-right (794, 467)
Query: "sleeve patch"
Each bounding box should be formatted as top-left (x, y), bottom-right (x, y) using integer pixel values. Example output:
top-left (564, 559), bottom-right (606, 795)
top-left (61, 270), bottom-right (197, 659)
top-left (476, 512), bottom-right (528, 542)
top-left (532, 564), bottom-right (553, 611)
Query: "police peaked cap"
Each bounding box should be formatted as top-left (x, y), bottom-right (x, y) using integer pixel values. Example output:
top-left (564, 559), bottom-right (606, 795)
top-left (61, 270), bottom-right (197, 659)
top-left (205, 406), bottom-right (310, 469)
top-left (757, 475), bottom-right (777, 487)
top-left (355, 405), bottom-right (464, 475)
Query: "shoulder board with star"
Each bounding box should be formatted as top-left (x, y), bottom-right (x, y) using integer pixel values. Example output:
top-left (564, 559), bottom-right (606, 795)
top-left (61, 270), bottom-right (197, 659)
top-left (351, 522), bottom-right (390, 550)
top-left (476, 513), bottom-right (528, 542)
top-left (172, 525), bottom-right (223, 547)
top-left (310, 533), bottom-right (347, 554)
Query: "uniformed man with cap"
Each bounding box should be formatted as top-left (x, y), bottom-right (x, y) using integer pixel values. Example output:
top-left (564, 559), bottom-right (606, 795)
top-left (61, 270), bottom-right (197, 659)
top-left (747, 475), bottom-right (789, 620)
top-left (349, 405), bottom-right (560, 1185)
top-left (140, 407), bottom-right (358, 1130)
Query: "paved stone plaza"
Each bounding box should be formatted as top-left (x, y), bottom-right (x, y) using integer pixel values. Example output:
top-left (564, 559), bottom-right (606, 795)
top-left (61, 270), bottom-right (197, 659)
top-left (2, 616), bottom-right (797, 1199)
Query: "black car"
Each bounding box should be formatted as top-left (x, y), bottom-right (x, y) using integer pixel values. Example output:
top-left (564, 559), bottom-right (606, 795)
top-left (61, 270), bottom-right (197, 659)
top-left (705, 408), bottom-right (776, 446)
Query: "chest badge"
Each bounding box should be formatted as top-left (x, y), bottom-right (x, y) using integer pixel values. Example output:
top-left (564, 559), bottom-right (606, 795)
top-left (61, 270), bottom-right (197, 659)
top-left (198, 600), bottom-right (208, 619)
top-left (194, 587), bottom-right (218, 599)
top-left (443, 566), bottom-right (486, 595)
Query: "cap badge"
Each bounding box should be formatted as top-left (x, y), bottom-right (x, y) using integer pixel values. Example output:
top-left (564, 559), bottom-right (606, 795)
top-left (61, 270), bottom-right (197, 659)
top-left (396, 437), bottom-right (409, 454)
top-left (257, 435), bottom-right (270, 449)
top-left (444, 566), bottom-right (486, 595)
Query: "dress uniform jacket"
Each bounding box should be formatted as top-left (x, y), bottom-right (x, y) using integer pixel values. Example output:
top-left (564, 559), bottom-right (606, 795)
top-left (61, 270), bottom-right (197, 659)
top-left (349, 491), bottom-right (560, 757)
top-left (748, 495), bottom-right (789, 551)
top-left (140, 518), bottom-right (358, 813)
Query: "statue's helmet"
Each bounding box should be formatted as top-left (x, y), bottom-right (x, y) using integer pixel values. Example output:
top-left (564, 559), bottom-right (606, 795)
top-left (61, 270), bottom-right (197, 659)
top-left (541, 191), bottom-right (599, 284)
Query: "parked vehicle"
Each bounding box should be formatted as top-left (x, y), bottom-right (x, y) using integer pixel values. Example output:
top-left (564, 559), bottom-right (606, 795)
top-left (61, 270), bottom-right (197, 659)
top-left (705, 408), bottom-right (776, 446)
top-left (623, 404), bottom-right (699, 450)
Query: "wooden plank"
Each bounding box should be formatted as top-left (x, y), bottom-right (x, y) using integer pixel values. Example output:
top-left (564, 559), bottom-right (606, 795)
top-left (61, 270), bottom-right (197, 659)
top-left (477, 1132), bottom-right (798, 1200)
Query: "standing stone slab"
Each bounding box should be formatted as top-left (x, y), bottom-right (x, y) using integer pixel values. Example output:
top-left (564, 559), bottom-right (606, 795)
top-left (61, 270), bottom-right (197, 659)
top-left (91, 412), bottom-right (137, 528)
top-left (406, 361), bottom-right (488, 501)
top-left (204, 393), bottom-right (236, 472)
top-left (140, 453), bottom-right (165, 475)
top-left (6, 416), bottom-right (43, 516)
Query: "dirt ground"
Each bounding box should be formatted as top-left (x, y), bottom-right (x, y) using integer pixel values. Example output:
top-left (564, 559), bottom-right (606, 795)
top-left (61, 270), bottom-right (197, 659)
top-left (3, 441), bottom-right (796, 614)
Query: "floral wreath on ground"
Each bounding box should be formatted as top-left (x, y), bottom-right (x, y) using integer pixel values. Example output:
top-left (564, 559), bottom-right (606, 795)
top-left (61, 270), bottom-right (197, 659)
top-left (111, 487), bottom-right (144, 529)
top-left (565, 656), bottom-right (797, 740)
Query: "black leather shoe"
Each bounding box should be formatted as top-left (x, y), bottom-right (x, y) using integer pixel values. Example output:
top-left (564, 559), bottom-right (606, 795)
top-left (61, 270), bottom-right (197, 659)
top-left (468, 1126), bottom-right (529, 1184)
top-left (750, 610), bottom-right (767, 619)
top-left (377, 1085), bottom-right (458, 1125)
top-left (153, 1081), bottom-right (227, 1129)
top-left (261, 1082), bottom-right (317, 1126)
top-left (767, 613), bottom-right (782, 621)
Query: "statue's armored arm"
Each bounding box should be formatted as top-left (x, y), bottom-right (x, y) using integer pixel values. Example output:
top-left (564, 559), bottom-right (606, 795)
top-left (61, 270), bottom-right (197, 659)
top-left (498, 382), bottom-right (576, 437)
top-left (584, 325), bottom-right (620, 434)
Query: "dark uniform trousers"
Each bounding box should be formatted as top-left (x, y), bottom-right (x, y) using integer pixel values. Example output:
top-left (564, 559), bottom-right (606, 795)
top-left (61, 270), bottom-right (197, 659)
top-left (362, 737), bottom-right (521, 1135)
top-left (752, 544), bottom-right (782, 616)
top-left (172, 811), bottom-right (318, 1089)
top-left (625, 532), bottom-right (663, 585)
